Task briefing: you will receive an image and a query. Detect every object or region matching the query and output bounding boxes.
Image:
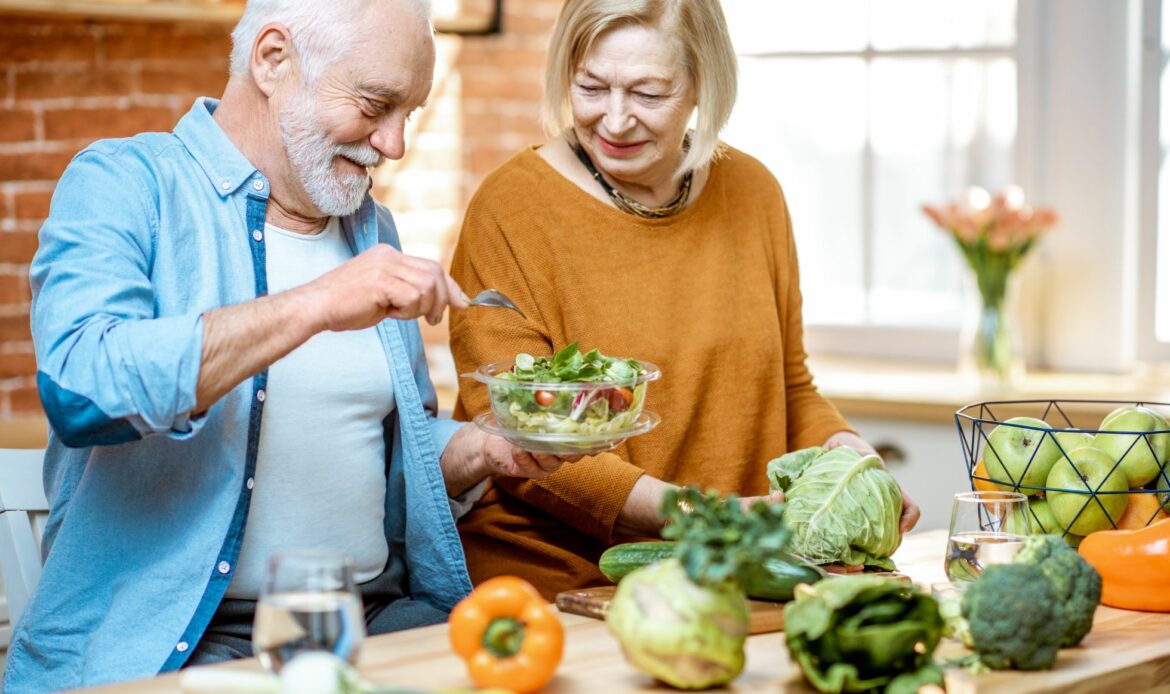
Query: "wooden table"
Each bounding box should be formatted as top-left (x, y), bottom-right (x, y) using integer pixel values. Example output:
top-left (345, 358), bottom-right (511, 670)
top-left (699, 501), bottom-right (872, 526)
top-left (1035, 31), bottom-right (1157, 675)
top-left (77, 530), bottom-right (1170, 694)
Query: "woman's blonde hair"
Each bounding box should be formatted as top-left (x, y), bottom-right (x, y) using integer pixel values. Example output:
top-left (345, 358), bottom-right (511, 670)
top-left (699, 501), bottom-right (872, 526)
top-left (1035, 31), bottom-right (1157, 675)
top-left (542, 0), bottom-right (737, 176)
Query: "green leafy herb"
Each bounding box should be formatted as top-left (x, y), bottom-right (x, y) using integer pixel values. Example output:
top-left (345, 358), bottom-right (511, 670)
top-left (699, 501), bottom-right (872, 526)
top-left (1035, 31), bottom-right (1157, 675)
top-left (661, 487), bottom-right (791, 588)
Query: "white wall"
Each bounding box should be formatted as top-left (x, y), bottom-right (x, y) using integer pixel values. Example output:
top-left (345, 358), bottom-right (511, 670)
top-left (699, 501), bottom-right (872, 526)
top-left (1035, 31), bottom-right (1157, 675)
top-left (1020, 0), bottom-right (1145, 373)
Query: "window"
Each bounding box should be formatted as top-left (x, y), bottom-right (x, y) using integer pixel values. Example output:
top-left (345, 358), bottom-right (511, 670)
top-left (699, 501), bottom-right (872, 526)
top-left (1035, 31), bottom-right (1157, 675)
top-left (1141, 0), bottom-right (1170, 360)
top-left (720, 1), bottom-right (1018, 360)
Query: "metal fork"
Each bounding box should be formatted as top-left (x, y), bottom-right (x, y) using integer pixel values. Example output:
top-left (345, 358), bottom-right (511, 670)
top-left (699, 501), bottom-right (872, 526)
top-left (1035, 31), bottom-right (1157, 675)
top-left (467, 288), bottom-right (526, 319)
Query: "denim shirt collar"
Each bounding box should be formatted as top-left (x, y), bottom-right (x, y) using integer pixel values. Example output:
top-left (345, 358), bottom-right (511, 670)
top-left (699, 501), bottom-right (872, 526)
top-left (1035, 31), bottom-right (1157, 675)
top-left (173, 97), bottom-right (260, 198)
top-left (174, 97), bottom-right (379, 247)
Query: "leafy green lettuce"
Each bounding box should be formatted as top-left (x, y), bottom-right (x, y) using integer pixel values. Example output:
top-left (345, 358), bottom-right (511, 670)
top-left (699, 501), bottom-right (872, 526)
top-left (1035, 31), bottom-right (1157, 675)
top-left (766, 446), bottom-right (903, 570)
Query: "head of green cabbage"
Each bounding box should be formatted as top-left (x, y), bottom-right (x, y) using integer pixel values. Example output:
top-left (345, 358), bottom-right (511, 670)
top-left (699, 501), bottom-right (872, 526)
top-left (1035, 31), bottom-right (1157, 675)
top-left (767, 446), bottom-right (903, 570)
top-left (606, 558), bottom-right (748, 690)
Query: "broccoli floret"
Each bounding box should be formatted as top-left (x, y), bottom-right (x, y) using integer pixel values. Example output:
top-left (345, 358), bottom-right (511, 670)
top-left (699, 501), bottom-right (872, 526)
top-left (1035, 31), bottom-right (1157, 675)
top-left (1013, 534), bottom-right (1102, 647)
top-left (961, 564), bottom-right (1063, 670)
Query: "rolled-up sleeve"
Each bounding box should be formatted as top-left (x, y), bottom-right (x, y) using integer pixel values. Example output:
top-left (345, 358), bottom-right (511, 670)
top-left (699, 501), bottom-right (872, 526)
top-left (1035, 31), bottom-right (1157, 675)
top-left (30, 150), bottom-right (205, 447)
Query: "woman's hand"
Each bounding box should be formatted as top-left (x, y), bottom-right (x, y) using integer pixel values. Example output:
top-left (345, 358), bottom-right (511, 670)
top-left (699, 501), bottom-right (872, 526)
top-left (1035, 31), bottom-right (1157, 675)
top-left (737, 490), bottom-right (784, 513)
top-left (897, 489), bottom-right (921, 533)
top-left (823, 430), bottom-right (876, 456)
top-left (480, 434), bottom-right (583, 481)
top-left (823, 430), bottom-right (920, 533)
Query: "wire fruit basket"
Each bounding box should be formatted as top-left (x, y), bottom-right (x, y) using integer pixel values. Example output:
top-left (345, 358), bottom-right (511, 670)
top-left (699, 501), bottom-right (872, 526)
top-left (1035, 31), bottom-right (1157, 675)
top-left (954, 399), bottom-right (1170, 545)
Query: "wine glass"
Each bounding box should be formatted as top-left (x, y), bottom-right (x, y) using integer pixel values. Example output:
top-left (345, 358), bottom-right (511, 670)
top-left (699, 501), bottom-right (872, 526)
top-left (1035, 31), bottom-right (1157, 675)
top-left (944, 491), bottom-right (1031, 583)
top-left (253, 549), bottom-right (366, 673)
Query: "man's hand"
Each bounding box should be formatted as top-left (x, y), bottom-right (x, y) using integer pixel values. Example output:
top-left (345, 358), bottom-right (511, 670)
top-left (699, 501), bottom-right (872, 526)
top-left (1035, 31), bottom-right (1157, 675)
top-left (301, 243), bottom-right (469, 329)
top-left (196, 245), bottom-right (468, 413)
top-left (440, 424), bottom-right (582, 498)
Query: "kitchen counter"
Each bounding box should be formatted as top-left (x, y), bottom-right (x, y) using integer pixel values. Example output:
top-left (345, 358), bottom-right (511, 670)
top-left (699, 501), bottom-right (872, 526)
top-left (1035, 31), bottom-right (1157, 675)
top-left (75, 530), bottom-right (1170, 694)
top-left (809, 356), bottom-right (1170, 428)
top-left (438, 357), bottom-right (1170, 429)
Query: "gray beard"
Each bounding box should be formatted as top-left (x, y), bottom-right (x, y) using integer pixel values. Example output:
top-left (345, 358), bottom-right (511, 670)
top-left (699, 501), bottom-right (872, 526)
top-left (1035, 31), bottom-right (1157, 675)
top-left (279, 92), bottom-right (383, 216)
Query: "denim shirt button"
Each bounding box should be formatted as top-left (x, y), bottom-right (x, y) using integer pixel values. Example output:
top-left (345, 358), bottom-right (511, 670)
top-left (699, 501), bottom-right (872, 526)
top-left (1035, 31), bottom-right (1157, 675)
top-left (252, 180), bottom-right (264, 191)
top-left (217, 561), bottom-right (231, 575)
top-left (176, 641), bottom-right (189, 653)
top-left (246, 477), bottom-right (254, 490)
top-left (256, 389), bottom-right (266, 403)
top-left (252, 229), bottom-right (263, 242)
top-left (220, 181), bottom-right (230, 191)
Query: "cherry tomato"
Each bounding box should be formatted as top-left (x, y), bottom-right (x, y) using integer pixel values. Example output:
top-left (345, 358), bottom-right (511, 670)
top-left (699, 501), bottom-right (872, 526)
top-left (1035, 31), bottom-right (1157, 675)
top-left (607, 387), bottom-right (634, 412)
top-left (534, 390), bottom-right (556, 407)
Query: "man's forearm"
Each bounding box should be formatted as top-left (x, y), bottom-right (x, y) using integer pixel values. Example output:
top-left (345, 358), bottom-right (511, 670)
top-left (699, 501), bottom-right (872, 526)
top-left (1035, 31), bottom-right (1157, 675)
top-left (195, 287), bottom-right (323, 413)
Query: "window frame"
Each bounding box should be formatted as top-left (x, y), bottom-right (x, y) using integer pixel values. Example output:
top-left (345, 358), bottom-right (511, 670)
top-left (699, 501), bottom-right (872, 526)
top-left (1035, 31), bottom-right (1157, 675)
top-left (731, 25), bottom-right (1023, 363)
top-left (1137, 0), bottom-right (1170, 362)
top-left (751, 2), bottom-right (1166, 372)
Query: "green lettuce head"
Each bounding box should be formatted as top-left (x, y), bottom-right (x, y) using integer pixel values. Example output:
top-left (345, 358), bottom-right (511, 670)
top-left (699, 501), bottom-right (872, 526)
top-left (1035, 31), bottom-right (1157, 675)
top-left (606, 558), bottom-right (748, 690)
top-left (784, 575), bottom-right (945, 693)
top-left (767, 446), bottom-right (903, 570)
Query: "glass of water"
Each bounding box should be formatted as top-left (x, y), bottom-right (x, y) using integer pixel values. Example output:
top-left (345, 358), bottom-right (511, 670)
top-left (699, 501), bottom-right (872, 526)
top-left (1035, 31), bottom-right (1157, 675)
top-left (253, 549), bottom-right (366, 673)
top-left (945, 491), bottom-right (1031, 583)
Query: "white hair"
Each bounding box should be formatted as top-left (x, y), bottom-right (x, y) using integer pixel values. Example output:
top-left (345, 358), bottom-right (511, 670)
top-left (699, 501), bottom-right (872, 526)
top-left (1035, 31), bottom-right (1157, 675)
top-left (229, 0), bottom-right (432, 86)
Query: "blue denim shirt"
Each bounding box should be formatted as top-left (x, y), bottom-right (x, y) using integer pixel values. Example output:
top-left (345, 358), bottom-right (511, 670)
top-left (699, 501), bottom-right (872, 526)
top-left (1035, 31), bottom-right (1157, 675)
top-left (6, 99), bottom-right (472, 693)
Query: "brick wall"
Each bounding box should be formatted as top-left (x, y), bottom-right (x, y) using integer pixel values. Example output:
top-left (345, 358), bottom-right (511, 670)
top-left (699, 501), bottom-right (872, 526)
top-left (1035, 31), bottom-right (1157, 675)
top-left (0, 0), bottom-right (562, 418)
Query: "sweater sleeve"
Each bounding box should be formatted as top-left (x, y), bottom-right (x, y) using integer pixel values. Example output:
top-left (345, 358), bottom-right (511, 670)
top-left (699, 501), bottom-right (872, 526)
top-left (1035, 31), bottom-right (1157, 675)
top-left (772, 185), bottom-right (856, 450)
top-left (448, 181), bottom-right (645, 543)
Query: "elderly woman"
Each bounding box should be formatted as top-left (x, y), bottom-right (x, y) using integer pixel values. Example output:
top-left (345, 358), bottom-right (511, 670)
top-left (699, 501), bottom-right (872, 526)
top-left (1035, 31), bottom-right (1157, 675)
top-left (448, 0), bottom-right (920, 598)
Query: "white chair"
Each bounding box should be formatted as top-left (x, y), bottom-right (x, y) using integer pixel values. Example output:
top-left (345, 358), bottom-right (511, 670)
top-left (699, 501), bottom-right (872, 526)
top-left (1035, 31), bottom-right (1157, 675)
top-left (0, 448), bottom-right (47, 651)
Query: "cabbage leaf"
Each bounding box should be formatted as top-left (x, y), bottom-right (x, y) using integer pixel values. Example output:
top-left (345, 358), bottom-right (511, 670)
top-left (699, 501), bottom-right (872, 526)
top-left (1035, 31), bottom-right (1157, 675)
top-left (766, 446), bottom-right (903, 570)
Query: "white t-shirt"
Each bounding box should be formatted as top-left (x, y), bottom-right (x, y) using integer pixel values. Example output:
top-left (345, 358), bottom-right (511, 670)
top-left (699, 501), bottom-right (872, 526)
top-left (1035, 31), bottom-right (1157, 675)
top-left (226, 217), bottom-right (395, 598)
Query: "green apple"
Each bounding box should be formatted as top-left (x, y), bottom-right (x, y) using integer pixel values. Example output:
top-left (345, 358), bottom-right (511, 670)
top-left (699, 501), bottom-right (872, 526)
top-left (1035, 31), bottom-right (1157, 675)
top-left (1093, 406), bottom-right (1170, 488)
top-left (983, 417), bottom-right (1060, 495)
top-left (1053, 431), bottom-right (1095, 457)
top-left (1004, 497), bottom-right (1082, 546)
top-left (1046, 447), bottom-right (1129, 535)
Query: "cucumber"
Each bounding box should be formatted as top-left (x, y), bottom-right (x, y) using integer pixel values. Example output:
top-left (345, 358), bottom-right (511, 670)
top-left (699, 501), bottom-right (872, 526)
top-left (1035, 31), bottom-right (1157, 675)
top-left (599, 541), bottom-right (825, 601)
top-left (741, 555), bottom-right (825, 601)
top-left (599, 541), bottom-right (676, 582)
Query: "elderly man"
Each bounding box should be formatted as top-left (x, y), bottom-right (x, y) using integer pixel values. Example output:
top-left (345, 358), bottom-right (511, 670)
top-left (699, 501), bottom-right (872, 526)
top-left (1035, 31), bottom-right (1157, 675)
top-left (5, 0), bottom-right (562, 690)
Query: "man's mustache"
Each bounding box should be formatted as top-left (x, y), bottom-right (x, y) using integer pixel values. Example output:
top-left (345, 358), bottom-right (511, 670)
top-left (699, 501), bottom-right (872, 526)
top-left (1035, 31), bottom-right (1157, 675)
top-left (334, 142), bottom-right (382, 168)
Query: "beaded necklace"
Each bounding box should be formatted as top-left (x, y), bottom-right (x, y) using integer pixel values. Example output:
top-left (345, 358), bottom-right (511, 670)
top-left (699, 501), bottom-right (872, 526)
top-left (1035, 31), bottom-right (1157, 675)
top-left (571, 140), bottom-right (693, 219)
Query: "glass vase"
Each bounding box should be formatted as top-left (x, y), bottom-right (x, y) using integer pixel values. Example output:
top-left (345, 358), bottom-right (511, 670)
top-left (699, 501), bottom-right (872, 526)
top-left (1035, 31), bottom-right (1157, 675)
top-left (958, 269), bottom-right (1025, 388)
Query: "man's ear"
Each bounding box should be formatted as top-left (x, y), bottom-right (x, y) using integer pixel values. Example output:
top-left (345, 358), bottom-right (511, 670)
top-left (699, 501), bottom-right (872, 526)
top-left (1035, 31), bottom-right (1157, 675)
top-left (251, 22), bottom-right (297, 97)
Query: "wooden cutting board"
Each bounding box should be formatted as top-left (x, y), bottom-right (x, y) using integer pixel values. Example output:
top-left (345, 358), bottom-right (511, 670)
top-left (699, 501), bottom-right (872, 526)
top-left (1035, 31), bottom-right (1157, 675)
top-left (554, 585), bottom-right (786, 634)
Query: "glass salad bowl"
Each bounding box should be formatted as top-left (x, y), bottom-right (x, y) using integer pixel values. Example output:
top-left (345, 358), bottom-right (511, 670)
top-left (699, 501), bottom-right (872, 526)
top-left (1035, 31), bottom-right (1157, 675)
top-left (464, 344), bottom-right (662, 456)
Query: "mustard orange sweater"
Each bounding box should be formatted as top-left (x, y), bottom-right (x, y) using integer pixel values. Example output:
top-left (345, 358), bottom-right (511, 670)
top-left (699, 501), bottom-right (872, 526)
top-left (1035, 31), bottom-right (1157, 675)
top-left (449, 145), bottom-right (852, 598)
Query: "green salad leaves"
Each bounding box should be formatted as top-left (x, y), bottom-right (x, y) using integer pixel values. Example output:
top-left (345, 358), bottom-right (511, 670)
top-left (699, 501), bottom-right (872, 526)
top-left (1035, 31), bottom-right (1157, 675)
top-left (503, 342), bottom-right (643, 384)
top-left (490, 343), bottom-right (649, 436)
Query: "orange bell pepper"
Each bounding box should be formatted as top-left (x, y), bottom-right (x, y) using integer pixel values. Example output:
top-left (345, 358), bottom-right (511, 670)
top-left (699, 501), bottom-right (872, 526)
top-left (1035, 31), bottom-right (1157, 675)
top-left (448, 576), bottom-right (564, 693)
top-left (1078, 516), bottom-right (1170, 612)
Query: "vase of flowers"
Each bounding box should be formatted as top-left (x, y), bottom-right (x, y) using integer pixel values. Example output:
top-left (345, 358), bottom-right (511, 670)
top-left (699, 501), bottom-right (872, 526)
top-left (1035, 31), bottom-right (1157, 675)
top-left (924, 186), bottom-right (1058, 387)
